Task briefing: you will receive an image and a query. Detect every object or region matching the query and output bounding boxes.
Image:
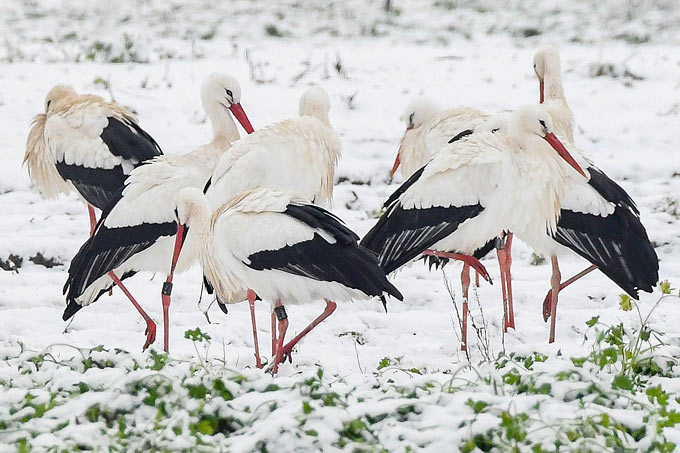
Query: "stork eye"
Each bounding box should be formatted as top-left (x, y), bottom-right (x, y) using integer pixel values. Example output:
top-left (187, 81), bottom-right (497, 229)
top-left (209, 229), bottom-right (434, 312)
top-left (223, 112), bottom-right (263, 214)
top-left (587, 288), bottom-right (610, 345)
top-left (46, 100), bottom-right (52, 109)
top-left (225, 89), bottom-right (233, 98)
top-left (408, 112), bottom-right (415, 127)
top-left (538, 119), bottom-right (546, 128)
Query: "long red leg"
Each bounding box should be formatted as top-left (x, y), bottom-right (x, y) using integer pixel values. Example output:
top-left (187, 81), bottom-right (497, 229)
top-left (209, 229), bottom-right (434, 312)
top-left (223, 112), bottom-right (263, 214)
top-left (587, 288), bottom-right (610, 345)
top-left (475, 270), bottom-right (480, 288)
top-left (271, 311), bottom-right (277, 356)
top-left (160, 224), bottom-right (187, 353)
top-left (460, 264), bottom-right (470, 351)
top-left (504, 234), bottom-right (515, 329)
top-left (247, 290), bottom-right (262, 368)
top-left (280, 300), bottom-right (337, 363)
top-left (423, 250), bottom-right (492, 284)
top-left (87, 205), bottom-right (97, 236)
top-left (108, 271), bottom-right (156, 350)
top-left (496, 246), bottom-right (509, 332)
top-left (270, 301), bottom-right (289, 375)
top-left (548, 255), bottom-right (561, 343)
top-left (543, 264), bottom-right (598, 321)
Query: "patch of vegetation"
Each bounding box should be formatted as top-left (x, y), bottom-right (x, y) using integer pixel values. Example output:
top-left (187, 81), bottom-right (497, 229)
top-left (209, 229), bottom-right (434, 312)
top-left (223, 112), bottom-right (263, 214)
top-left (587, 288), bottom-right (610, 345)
top-left (0, 254), bottom-right (23, 272)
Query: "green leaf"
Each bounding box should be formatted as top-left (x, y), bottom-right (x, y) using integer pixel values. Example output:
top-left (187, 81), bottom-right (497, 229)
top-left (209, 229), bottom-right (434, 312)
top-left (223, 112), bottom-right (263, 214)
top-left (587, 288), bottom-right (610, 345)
top-left (184, 327), bottom-right (211, 342)
top-left (377, 357), bottom-right (391, 370)
top-left (196, 419), bottom-right (214, 435)
top-left (302, 401), bottom-right (313, 414)
top-left (466, 399), bottom-right (489, 414)
top-left (586, 316), bottom-right (599, 327)
top-left (640, 329), bottom-right (651, 342)
top-left (660, 279), bottom-right (672, 295)
top-left (612, 374), bottom-right (633, 391)
top-left (619, 294), bottom-right (632, 311)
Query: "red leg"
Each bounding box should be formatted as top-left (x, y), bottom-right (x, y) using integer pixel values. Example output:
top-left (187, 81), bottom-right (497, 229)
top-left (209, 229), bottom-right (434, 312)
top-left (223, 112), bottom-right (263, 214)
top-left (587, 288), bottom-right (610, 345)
top-left (160, 224), bottom-right (187, 353)
top-left (504, 234), bottom-right (515, 329)
top-left (548, 255), bottom-right (561, 343)
top-left (542, 264), bottom-right (598, 321)
top-left (460, 264), bottom-right (470, 351)
top-left (108, 271), bottom-right (156, 350)
top-left (280, 300), bottom-right (337, 363)
top-left (87, 205), bottom-right (97, 236)
top-left (271, 310), bottom-right (277, 356)
top-left (248, 290), bottom-right (262, 368)
top-left (423, 250), bottom-right (492, 284)
top-left (475, 270), bottom-right (480, 288)
top-left (270, 301), bottom-right (289, 375)
top-left (496, 246), bottom-right (509, 332)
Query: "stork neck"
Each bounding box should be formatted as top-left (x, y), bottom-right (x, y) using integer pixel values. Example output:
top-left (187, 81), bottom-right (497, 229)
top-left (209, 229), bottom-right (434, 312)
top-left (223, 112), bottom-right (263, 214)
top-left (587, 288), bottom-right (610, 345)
top-left (302, 108), bottom-right (331, 127)
top-left (543, 71), bottom-right (566, 103)
top-left (206, 102), bottom-right (240, 146)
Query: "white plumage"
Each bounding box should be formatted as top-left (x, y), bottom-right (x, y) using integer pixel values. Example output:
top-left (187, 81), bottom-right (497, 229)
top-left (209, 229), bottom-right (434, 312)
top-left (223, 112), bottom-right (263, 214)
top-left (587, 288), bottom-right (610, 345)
top-left (25, 85), bottom-right (163, 211)
top-left (534, 46), bottom-right (575, 143)
top-left (206, 86), bottom-right (341, 210)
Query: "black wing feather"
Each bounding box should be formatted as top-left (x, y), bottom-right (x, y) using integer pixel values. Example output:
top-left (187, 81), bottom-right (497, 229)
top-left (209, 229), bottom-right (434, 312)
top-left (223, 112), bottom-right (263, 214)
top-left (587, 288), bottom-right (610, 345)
top-left (245, 204), bottom-right (402, 301)
top-left (63, 219), bottom-right (177, 317)
top-left (361, 201), bottom-right (484, 275)
top-left (100, 116), bottom-right (163, 163)
top-left (55, 162), bottom-right (127, 210)
top-left (553, 168), bottom-right (658, 298)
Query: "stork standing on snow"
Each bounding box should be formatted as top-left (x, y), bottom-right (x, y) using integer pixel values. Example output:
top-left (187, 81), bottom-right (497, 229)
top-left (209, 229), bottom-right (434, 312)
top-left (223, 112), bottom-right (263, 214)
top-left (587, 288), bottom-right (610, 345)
top-left (388, 97), bottom-right (519, 331)
top-left (199, 86), bottom-right (341, 366)
top-left (362, 105), bottom-right (587, 350)
top-left (62, 74), bottom-right (254, 352)
top-left (173, 187), bottom-right (402, 374)
top-left (25, 85), bottom-right (163, 234)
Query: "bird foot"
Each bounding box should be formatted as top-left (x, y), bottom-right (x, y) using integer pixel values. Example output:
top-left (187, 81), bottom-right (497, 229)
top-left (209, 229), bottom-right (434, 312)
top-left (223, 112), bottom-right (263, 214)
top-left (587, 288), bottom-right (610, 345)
top-left (423, 251), bottom-right (492, 284)
top-left (542, 291), bottom-right (552, 322)
top-left (142, 320), bottom-right (157, 351)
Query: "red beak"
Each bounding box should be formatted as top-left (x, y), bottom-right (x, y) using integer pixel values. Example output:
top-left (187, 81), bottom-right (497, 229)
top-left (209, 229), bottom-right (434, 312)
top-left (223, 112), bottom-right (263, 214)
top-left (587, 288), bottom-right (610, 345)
top-left (170, 224), bottom-right (187, 275)
top-left (539, 80), bottom-right (544, 104)
top-left (544, 133), bottom-right (587, 178)
top-left (389, 153), bottom-right (401, 179)
top-left (229, 103), bottom-right (254, 134)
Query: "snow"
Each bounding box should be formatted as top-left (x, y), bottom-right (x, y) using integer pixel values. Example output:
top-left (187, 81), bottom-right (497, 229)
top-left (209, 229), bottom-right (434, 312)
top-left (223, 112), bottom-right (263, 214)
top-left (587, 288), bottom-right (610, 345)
top-left (1, 0), bottom-right (680, 450)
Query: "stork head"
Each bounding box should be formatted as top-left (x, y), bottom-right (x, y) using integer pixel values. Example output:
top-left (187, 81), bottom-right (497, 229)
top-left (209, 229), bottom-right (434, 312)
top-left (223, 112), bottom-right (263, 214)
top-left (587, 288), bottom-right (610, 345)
top-left (44, 85), bottom-right (77, 113)
top-left (299, 86), bottom-right (331, 124)
top-left (174, 187), bottom-right (210, 228)
top-left (200, 73), bottom-right (253, 134)
top-left (533, 46), bottom-right (561, 104)
top-left (401, 97), bottom-right (439, 130)
top-left (510, 105), bottom-right (586, 178)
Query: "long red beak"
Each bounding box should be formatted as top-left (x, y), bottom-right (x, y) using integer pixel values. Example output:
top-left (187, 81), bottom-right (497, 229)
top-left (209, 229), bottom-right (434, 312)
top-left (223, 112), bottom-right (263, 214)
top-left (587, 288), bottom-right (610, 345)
top-left (544, 133), bottom-right (587, 178)
top-left (229, 103), bottom-right (254, 134)
top-left (539, 80), bottom-right (544, 104)
top-left (170, 224), bottom-right (187, 275)
top-left (389, 153), bottom-right (401, 179)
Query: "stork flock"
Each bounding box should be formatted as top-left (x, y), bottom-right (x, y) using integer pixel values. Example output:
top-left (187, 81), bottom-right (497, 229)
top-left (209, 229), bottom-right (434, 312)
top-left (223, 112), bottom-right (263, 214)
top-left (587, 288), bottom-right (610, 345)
top-left (24, 47), bottom-right (658, 373)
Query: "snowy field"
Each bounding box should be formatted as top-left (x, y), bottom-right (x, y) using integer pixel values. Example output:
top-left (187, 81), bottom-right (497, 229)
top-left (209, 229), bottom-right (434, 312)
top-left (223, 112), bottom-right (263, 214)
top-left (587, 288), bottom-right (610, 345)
top-left (2, 0), bottom-right (680, 451)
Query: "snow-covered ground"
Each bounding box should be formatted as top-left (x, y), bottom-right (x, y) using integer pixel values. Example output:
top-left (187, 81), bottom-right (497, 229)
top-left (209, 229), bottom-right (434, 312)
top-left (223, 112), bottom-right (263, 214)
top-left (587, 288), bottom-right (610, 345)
top-left (1, 0), bottom-right (680, 451)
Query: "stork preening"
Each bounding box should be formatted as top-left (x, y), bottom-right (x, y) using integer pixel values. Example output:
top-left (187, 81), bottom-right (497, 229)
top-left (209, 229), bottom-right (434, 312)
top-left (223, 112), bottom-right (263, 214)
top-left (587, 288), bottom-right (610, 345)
top-left (62, 74), bottom-right (254, 352)
top-left (24, 85), bottom-right (163, 234)
top-left (533, 46), bottom-right (574, 143)
top-left (173, 188), bottom-right (402, 374)
top-left (363, 105), bottom-right (587, 350)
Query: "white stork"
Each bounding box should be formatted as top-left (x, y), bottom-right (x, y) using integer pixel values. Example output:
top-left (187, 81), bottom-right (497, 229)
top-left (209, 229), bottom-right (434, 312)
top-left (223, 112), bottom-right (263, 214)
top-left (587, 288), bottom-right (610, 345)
top-left (24, 85), bottom-right (163, 234)
top-left (390, 97), bottom-right (486, 180)
top-left (173, 187), bottom-right (402, 374)
top-left (62, 73), bottom-right (254, 352)
top-left (539, 146), bottom-right (658, 342)
top-left (205, 86), bottom-right (340, 209)
top-left (197, 86), bottom-right (341, 365)
top-left (388, 97), bottom-right (518, 331)
top-left (362, 105), bottom-right (587, 350)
